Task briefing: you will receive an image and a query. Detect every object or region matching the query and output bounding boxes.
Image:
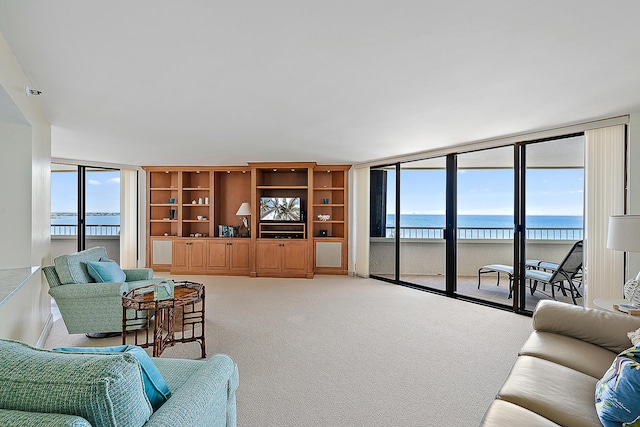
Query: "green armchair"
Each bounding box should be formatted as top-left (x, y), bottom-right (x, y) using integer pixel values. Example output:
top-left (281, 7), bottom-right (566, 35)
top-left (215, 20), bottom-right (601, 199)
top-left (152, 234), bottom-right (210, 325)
top-left (43, 246), bottom-right (162, 335)
top-left (0, 339), bottom-right (239, 427)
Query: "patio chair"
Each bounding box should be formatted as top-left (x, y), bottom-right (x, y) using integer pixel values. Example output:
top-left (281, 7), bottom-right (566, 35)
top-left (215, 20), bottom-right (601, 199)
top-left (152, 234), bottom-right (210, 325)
top-left (477, 240), bottom-right (583, 303)
top-left (525, 258), bottom-right (583, 294)
top-left (478, 264), bottom-right (514, 295)
top-left (525, 240), bottom-right (583, 304)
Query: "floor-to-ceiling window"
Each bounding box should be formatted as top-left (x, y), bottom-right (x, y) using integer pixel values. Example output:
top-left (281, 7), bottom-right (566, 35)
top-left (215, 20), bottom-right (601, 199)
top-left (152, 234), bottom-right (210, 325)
top-left (51, 164), bottom-right (79, 255)
top-left (368, 134), bottom-right (585, 313)
top-left (398, 157), bottom-right (447, 291)
top-left (51, 163), bottom-right (121, 263)
top-left (456, 146), bottom-right (514, 306)
top-left (521, 136), bottom-right (584, 311)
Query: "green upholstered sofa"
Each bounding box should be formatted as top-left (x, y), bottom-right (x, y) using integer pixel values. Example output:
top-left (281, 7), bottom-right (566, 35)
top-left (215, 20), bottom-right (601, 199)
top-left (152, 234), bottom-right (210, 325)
top-left (0, 339), bottom-right (239, 427)
top-left (43, 246), bottom-right (162, 334)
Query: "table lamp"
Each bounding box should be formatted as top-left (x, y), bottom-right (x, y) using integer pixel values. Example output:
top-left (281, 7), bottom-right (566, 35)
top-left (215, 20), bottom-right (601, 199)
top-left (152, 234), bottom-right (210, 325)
top-left (236, 202), bottom-right (251, 237)
top-left (607, 215), bottom-right (640, 303)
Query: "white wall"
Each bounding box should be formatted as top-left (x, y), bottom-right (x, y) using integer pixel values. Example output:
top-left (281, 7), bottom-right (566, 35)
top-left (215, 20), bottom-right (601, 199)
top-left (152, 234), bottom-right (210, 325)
top-left (0, 30), bottom-right (52, 345)
top-left (0, 123), bottom-right (32, 267)
top-left (0, 269), bottom-right (45, 345)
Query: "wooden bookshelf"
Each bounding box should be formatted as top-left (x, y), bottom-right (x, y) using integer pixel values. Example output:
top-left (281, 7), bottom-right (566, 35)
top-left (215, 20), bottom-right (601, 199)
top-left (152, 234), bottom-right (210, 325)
top-left (144, 162), bottom-right (349, 277)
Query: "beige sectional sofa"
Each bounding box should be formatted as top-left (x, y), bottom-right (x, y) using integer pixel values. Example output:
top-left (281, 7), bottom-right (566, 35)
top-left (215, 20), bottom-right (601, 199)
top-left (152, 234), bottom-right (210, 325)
top-left (482, 299), bottom-right (640, 426)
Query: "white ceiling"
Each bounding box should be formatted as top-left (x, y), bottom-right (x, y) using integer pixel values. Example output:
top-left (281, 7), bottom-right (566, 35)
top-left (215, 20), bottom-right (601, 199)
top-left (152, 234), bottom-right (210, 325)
top-left (0, 1), bottom-right (638, 167)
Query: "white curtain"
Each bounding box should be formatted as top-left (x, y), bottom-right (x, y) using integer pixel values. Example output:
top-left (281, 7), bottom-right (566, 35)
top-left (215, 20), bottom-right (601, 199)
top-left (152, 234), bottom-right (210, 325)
top-left (120, 168), bottom-right (138, 268)
top-left (353, 167), bottom-right (370, 277)
top-left (584, 125), bottom-right (626, 306)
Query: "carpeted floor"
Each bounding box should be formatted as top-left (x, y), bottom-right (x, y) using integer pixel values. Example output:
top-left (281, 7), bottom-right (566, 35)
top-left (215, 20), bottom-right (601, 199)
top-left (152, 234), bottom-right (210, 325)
top-left (45, 274), bottom-right (533, 426)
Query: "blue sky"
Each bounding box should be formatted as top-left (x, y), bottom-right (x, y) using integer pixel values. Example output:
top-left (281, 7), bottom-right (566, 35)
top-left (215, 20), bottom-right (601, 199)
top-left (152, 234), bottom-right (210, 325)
top-left (390, 168), bottom-right (584, 216)
top-left (51, 170), bottom-right (121, 213)
top-left (51, 167), bottom-right (584, 216)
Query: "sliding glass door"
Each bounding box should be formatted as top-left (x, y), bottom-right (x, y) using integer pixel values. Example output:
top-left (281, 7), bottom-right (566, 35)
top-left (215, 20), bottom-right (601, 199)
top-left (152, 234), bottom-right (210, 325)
top-left (85, 167), bottom-right (121, 261)
top-left (522, 136), bottom-right (585, 310)
top-left (51, 164), bottom-right (79, 258)
top-left (399, 157), bottom-right (447, 290)
top-left (368, 134), bottom-right (585, 313)
top-left (456, 146), bottom-right (514, 306)
top-left (51, 163), bottom-right (121, 263)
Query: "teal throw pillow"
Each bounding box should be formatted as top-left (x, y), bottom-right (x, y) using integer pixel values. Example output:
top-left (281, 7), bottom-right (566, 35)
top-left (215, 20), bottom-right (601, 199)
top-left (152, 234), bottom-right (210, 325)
top-left (596, 346), bottom-right (640, 427)
top-left (54, 345), bottom-right (171, 411)
top-left (86, 260), bottom-right (126, 283)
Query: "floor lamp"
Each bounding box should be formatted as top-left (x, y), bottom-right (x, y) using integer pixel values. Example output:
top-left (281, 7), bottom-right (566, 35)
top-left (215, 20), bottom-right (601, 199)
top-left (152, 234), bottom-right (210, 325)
top-left (607, 215), bottom-right (640, 303)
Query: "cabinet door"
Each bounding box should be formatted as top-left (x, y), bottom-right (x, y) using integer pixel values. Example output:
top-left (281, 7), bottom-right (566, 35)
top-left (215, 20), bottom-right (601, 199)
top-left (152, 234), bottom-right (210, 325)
top-left (256, 241), bottom-right (282, 274)
top-left (229, 240), bottom-right (250, 272)
top-left (150, 237), bottom-right (172, 270)
top-left (282, 241), bottom-right (307, 274)
top-left (172, 241), bottom-right (188, 269)
top-left (314, 240), bottom-right (344, 272)
top-left (189, 240), bottom-right (207, 269)
top-left (207, 240), bottom-right (229, 270)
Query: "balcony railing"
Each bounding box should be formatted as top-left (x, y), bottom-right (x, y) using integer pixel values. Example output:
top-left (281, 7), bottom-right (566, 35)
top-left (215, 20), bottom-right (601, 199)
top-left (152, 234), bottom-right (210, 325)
top-left (52, 224), bottom-right (582, 240)
top-left (51, 224), bottom-right (120, 236)
top-left (386, 226), bottom-right (583, 240)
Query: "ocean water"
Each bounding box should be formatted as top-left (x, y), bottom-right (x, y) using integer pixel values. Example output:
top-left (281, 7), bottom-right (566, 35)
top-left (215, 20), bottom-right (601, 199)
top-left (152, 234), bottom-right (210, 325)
top-left (51, 213), bottom-right (583, 228)
top-left (51, 214), bottom-right (120, 226)
top-left (387, 214), bottom-right (583, 228)
top-left (385, 214), bottom-right (583, 239)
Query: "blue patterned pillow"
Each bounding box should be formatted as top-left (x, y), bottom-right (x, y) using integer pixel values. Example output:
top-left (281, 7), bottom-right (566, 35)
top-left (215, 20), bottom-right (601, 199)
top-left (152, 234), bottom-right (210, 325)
top-left (86, 260), bottom-right (126, 282)
top-left (596, 346), bottom-right (640, 427)
top-left (54, 345), bottom-right (171, 411)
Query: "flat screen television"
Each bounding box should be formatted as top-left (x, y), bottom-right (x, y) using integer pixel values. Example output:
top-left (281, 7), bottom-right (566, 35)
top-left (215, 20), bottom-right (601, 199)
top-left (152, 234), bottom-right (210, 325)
top-left (259, 197), bottom-right (301, 221)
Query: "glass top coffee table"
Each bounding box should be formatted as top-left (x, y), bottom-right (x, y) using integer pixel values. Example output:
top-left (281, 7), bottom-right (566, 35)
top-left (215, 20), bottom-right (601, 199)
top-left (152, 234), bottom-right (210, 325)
top-left (122, 280), bottom-right (206, 358)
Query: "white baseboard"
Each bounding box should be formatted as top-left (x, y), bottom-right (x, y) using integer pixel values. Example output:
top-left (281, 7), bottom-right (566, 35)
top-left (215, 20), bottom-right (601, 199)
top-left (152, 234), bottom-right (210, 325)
top-left (36, 313), bottom-right (53, 348)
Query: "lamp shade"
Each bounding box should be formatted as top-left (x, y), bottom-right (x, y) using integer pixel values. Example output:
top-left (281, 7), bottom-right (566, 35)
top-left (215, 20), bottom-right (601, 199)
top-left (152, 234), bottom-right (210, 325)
top-left (236, 202), bottom-right (251, 216)
top-left (607, 215), bottom-right (640, 253)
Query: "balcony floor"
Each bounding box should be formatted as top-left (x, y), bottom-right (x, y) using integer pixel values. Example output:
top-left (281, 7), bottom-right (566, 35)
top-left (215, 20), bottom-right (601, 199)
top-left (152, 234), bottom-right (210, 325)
top-left (378, 274), bottom-right (579, 311)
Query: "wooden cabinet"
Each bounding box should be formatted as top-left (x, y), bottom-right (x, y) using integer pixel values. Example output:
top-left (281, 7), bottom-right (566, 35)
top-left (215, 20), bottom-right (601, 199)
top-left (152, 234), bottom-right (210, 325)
top-left (250, 163), bottom-right (313, 278)
top-left (147, 170), bottom-right (179, 239)
top-left (181, 170), bottom-right (212, 238)
top-left (207, 239), bottom-right (250, 274)
top-left (256, 240), bottom-right (307, 277)
top-left (313, 239), bottom-right (346, 275)
top-left (145, 166), bottom-right (250, 274)
top-left (144, 162), bottom-right (349, 277)
top-left (311, 166), bottom-right (349, 274)
top-left (172, 239), bottom-right (207, 272)
top-left (252, 162), bottom-right (311, 237)
top-left (213, 170), bottom-right (251, 237)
